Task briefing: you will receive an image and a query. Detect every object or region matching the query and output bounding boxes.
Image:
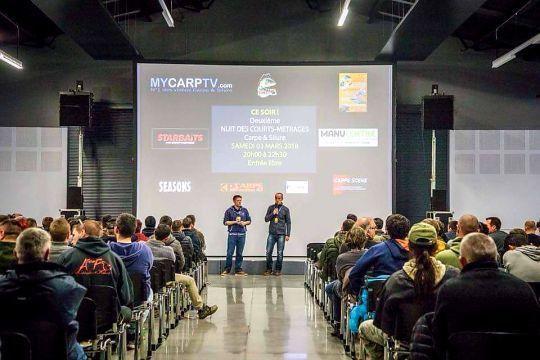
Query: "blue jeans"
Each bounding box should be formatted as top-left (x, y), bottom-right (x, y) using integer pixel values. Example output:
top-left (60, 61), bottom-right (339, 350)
top-left (266, 234), bottom-right (285, 271)
top-left (325, 280), bottom-right (342, 321)
top-left (225, 233), bottom-right (246, 272)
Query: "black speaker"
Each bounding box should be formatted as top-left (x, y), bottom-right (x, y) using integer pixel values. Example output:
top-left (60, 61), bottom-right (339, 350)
top-left (422, 95), bottom-right (454, 129)
top-left (59, 92), bottom-right (92, 127)
top-left (431, 189), bottom-right (447, 211)
top-left (67, 186), bottom-right (83, 209)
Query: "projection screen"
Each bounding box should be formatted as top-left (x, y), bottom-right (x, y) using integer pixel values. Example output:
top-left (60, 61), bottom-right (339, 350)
top-left (137, 63), bottom-right (393, 256)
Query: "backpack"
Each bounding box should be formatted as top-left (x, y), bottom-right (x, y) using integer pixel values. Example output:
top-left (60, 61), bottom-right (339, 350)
top-left (348, 274), bottom-right (390, 333)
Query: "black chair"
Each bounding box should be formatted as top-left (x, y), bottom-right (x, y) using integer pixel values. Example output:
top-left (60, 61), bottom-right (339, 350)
top-left (447, 331), bottom-right (540, 360)
top-left (76, 297), bottom-right (97, 342)
top-left (129, 272), bottom-right (152, 360)
top-left (0, 332), bottom-right (32, 360)
top-left (307, 243), bottom-right (325, 261)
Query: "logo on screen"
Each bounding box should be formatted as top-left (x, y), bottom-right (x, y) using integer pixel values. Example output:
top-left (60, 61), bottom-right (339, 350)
top-left (219, 183), bottom-right (264, 193)
top-left (333, 175), bottom-right (368, 195)
top-left (152, 128), bottom-right (209, 149)
top-left (149, 77), bottom-right (233, 93)
top-left (159, 181), bottom-right (192, 193)
top-left (318, 128), bottom-right (378, 147)
top-left (257, 73), bottom-right (277, 98)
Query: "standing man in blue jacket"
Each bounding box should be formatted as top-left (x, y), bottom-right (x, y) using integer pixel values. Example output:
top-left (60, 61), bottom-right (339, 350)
top-left (263, 192), bottom-right (292, 276)
top-left (223, 195), bottom-right (251, 276)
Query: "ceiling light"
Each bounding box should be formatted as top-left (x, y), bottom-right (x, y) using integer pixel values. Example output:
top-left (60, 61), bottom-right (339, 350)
top-left (159, 0), bottom-right (174, 27)
top-left (0, 49), bottom-right (23, 70)
top-left (337, 0), bottom-right (351, 27)
top-left (492, 33), bottom-right (540, 68)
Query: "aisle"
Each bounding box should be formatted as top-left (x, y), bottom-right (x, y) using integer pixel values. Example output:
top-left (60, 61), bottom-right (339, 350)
top-left (153, 275), bottom-right (349, 359)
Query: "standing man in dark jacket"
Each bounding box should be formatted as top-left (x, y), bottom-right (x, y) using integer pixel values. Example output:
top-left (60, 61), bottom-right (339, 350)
top-left (263, 192), bottom-right (291, 276)
top-left (55, 220), bottom-right (134, 311)
top-left (222, 195), bottom-right (251, 276)
top-left (0, 228), bottom-right (87, 360)
top-left (432, 232), bottom-right (540, 358)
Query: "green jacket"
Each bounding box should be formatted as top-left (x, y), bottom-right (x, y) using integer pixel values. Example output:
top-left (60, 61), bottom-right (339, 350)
top-left (319, 231), bottom-right (348, 280)
top-left (435, 237), bottom-right (462, 269)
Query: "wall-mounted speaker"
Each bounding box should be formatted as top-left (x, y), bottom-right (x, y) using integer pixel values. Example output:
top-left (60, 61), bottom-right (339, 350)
top-left (59, 92), bottom-right (92, 127)
top-left (67, 186), bottom-right (83, 209)
top-left (422, 95), bottom-right (454, 130)
top-left (431, 189), bottom-right (448, 211)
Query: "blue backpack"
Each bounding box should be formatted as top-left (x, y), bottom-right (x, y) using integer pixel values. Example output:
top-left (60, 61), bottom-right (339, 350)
top-left (348, 274), bottom-right (390, 334)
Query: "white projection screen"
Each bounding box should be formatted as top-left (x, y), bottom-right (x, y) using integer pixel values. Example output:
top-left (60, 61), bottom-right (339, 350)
top-left (137, 63), bottom-right (393, 256)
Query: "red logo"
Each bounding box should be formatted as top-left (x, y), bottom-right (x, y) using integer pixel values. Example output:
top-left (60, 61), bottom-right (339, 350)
top-left (75, 258), bottom-right (113, 275)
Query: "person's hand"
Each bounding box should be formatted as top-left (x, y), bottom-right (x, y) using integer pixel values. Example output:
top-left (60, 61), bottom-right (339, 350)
top-left (285, 236), bottom-right (290, 241)
top-left (273, 208), bottom-right (278, 215)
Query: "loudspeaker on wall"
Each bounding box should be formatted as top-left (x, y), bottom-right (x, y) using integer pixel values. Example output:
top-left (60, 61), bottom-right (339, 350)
top-left (422, 95), bottom-right (454, 130)
top-left (59, 92), bottom-right (92, 127)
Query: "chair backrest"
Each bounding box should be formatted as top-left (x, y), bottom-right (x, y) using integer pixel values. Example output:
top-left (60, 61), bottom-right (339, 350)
top-left (365, 275), bottom-right (390, 312)
top-left (392, 300), bottom-right (430, 342)
top-left (155, 259), bottom-right (175, 283)
top-left (76, 297), bottom-right (97, 341)
top-left (150, 262), bottom-right (165, 292)
top-left (306, 243), bottom-right (325, 261)
top-left (0, 321), bottom-right (66, 360)
top-left (447, 331), bottom-right (540, 360)
top-left (84, 285), bottom-right (120, 333)
top-left (0, 332), bottom-right (32, 360)
top-left (129, 272), bottom-right (146, 306)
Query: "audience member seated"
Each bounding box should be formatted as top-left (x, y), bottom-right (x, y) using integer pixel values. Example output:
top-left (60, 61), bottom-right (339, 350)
top-left (485, 216), bottom-right (507, 256)
top-left (109, 213), bottom-right (154, 301)
top-left (147, 224), bottom-right (218, 319)
top-left (354, 217), bottom-right (380, 249)
top-left (182, 217), bottom-right (204, 263)
top-left (101, 215), bottom-right (116, 243)
top-left (432, 232), bottom-right (540, 358)
top-left (172, 219), bottom-right (194, 271)
top-left (141, 216), bottom-right (156, 238)
top-left (373, 217), bottom-right (389, 242)
top-left (0, 228), bottom-right (87, 360)
top-left (55, 220), bottom-right (134, 314)
top-left (524, 219), bottom-right (540, 246)
top-left (158, 215), bottom-right (185, 270)
top-left (132, 219), bottom-right (148, 242)
top-left (27, 217), bottom-right (38, 228)
top-left (186, 214), bottom-right (206, 251)
top-left (147, 224), bottom-right (185, 271)
top-left (0, 218), bottom-right (22, 273)
top-left (422, 218), bottom-right (449, 255)
top-left (318, 219), bottom-right (355, 280)
top-left (69, 219), bottom-right (84, 246)
top-left (436, 214), bottom-right (479, 269)
top-left (325, 227), bottom-right (367, 336)
top-left (502, 228), bottom-right (540, 282)
top-left (42, 216), bottom-right (54, 232)
top-left (445, 220), bottom-right (458, 242)
top-left (359, 223), bottom-right (460, 360)
top-left (49, 217), bottom-right (72, 262)
top-left (346, 213), bottom-right (358, 222)
top-left (348, 214), bottom-right (411, 295)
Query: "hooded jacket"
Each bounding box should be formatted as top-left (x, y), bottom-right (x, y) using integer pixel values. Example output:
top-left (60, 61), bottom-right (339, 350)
top-left (348, 238), bottom-right (410, 295)
top-left (503, 245), bottom-right (540, 282)
top-left (373, 258), bottom-right (460, 337)
top-left (435, 237), bottom-right (462, 269)
top-left (109, 241), bottom-right (154, 299)
top-left (182, 228), bottom-right (204, 262)
top-left (0, 261), bottom-right (87, 360)
top-left (55, 236), bottom-right (133, 308)
top-left (141, 227), bottom-right (155, 238)
top-left (172, 231), bottom-right (194, 271)
top-left (150, 234), bottom-right (184, 271)
top-left (319, 231), bottom-right (348, 281)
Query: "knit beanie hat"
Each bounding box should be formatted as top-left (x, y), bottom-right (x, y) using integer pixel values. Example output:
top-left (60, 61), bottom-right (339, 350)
top-left (408, 222), bottom-right (437, 246)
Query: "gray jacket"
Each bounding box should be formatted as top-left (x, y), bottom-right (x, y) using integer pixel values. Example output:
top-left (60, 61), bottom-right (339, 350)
top-left (146, 238), bottom-right (176, 264)
top-left (503, 246), bottom-right (540, 282)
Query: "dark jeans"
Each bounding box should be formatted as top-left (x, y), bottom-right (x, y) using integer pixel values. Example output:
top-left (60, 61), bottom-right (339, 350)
top-left (325, 280), bottom-right (342, 322)
top-left (225, 233), bottom-right (246, 272)
top-left (266, 234), bottom-right (285, 271)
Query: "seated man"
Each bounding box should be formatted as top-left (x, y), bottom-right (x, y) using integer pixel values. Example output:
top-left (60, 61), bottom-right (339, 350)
top-left (172, 219), bottom-right (194, 272)
top-left (186, 214), bottom-right (206, 251)
top-left (432, 232), bottom-right (540, 357)
top-left (502, 228), bottom-right (540, 282)
top-left (436, 214), bottom-right (479, 269)
top-left (348, 214), bottom-right (411, 296)
top-left (318, 219), bottom-right (355, 281)
top-left (0, 228), bottom-right (87, 360)
top-left (49, 217), bottom-right (72, 262)
top-left (157, 215), bottom-right (185, 271)
top-left (524, 220), bottom-right (540, 246)
top-left (0, 218), bottom-right (23, 273)
top-left (182, 217), bottom-right (204, 263)
top-left (148, 224), bottom-right (218, 320)
top-left (109, 213), bottom-right (154, 301)
top-left (55, 220), bottom-right (133, 314)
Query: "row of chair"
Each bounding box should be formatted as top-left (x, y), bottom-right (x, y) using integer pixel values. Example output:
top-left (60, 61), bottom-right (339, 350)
top-left (0, 259), bottom-right (208, 360)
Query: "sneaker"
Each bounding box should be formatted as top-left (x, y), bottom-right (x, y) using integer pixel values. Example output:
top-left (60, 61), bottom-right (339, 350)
top-left (221, 270), bottom-right (230, 276)
top-left (262, 270), bottom-right (273, 276)
top-left (235, 270), bottom-right (248, 277)
top-left (198, 305), bottom-right (218, 319)
top-left (273, 271), bottom-right (281, 276)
